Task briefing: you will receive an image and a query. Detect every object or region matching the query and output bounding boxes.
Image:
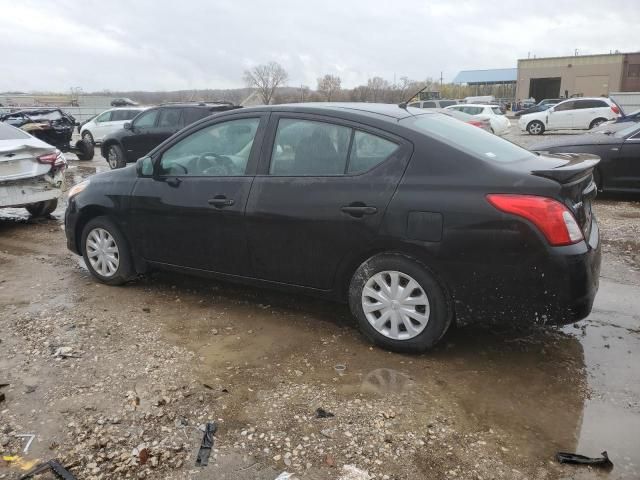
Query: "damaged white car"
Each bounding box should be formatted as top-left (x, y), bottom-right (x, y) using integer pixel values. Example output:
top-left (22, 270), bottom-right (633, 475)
top-left (0, 122), bottom-right (67, 216)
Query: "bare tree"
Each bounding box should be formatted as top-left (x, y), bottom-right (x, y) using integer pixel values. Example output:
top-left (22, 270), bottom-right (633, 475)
top-left (317, 74), bottom-right (342, 101)
top-left (243, 62), bottom-right (289, 105)
top-left (367, 77), bottom-right (390, 102)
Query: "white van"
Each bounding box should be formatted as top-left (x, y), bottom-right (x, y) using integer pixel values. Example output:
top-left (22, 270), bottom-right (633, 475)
top-left (407, 99), bottom-right (458, 109)
top-left (463, 95), bottom-right (495, 104)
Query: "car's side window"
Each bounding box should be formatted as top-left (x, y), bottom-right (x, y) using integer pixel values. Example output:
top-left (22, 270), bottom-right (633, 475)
top-left (554, 101), bottom-right (575, 111)
top-left (408, 102), bottom-right (421, 108)
top-left (423, 101), bottom-right (437, 108)
top-left (269, 119), bottom-right (351, 175)
top-left (159, 117), bottom-right (260, 177)
top-left (95, 111), bottom-right (112, 123)
top-left (111, 110), bottom-right (136, 121)
top-left (134, 109), bottom-right (159, 128)
top-left (157, 108), bottom-right (184, 129)
top-left (347, 131), bottom-right (398, 174)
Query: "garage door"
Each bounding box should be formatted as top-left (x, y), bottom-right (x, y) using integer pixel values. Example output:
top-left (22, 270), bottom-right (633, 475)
top-left (575, 75), bottom-right (610, 97)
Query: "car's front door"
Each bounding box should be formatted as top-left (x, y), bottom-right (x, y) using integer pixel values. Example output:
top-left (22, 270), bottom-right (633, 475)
top-left (92, 111), bottom-right (112, 141)
top-left (129, 113), bottom-right (268, 274)
top-left (150, 107), bottom-right (184, 149)
top-left (122, 108), bottom-right (160, 162)
top-left (612, 131), bottom-right (640, 189)
top-left (244, 114), bottom-right (412, 290)
top-left (547, 100), bottom-right (575, 129)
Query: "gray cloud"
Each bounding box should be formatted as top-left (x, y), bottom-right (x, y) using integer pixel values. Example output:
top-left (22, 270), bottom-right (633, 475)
top-left (1, 0), bottom-right (638, 92)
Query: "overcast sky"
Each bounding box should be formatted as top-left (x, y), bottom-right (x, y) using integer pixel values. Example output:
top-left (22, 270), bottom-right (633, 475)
top-left (1, 0), bottom-right (638, 92)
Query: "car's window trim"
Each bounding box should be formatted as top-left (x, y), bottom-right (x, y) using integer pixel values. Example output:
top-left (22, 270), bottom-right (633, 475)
top-left (259, 112), bottom-right (407, 178)
top-left (149, 112), bottom-right (269, 178)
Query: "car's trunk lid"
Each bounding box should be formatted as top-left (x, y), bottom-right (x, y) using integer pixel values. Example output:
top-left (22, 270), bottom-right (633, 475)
top-left (0, 141), bottom-right (53, 182)
top-left (530, 152), bottom-right (599, 239)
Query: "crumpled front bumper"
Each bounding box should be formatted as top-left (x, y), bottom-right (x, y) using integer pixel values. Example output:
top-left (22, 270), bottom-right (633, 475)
top-left (0, 167), bottom-right (66, 208)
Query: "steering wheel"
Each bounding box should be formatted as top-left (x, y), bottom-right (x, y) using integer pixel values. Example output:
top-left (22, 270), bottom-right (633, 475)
top-left (196, 152), bottom-right (235, 175)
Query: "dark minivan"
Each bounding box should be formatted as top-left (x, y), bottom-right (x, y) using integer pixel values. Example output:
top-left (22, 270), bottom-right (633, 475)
top-left (66, 103), bottom-right (601, 352)
top-left (100, 102), bottom-right (239, 169)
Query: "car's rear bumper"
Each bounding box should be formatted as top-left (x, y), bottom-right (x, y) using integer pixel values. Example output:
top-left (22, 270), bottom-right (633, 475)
top-left (449, 218), bottom-right (601, 327)
top-left (0, 170), bottom-right (65, 208)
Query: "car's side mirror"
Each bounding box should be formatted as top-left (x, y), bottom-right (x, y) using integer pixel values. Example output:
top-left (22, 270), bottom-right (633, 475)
top-left (136, 156), bottom-right (154, 177)
top-left (548, 107), bottom-right (555, 113)
top-left (124, 121), bottom-right (132, 130)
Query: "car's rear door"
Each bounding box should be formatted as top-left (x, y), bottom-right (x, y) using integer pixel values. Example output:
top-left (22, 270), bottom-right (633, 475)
top-left (244, 113), bottom-right (412, 290)
top-left (92, 111), bottom-right (113, 141)
top-left (151, 107), bottom-right (185, 149)
top-left (129, 112), bottom-right (268, 274)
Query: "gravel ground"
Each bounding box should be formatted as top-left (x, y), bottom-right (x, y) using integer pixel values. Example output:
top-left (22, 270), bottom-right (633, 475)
top-left (0, 130), bottom-right (639, 480)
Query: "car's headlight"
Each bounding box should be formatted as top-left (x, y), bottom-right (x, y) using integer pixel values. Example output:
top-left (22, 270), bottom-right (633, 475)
top-left (68, 180), bottom-right (90, 199)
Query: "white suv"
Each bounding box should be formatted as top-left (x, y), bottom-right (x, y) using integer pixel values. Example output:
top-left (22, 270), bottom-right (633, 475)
top-left (519, 97), bottom-right (621, 135)
top-left (444, 104), bottom-right (511, 135)
top-left (80, 107), bottom-right (147, 144)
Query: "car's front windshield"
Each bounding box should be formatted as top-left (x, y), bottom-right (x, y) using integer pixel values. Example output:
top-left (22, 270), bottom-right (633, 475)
top-left (403, 113), bottom-right (532, 163)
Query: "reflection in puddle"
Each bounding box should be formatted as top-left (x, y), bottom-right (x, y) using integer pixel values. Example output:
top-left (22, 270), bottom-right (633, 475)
top-left (361, 368), bottom-right (414, 396)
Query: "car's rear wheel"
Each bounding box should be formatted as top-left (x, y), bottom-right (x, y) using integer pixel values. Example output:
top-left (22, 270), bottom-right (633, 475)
top-left (106, 144), bottom-right (126, 169)
top-left (589, 118), bottom-right (607, 129)
top-left (81, 216), bottom-right (134, 285)
top-left (82, 131), bottom-right (94, 145)
top-left (349, 253), bottom-right (452, 353)
top-left (25, 199), bottom-right (58, 217)
top-left (527, 120), bottom-right (545, 135)
top-left (75, 139), bottom-right (94, 161)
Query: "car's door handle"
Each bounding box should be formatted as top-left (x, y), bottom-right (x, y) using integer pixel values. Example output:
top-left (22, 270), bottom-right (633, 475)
top-left (341, 205), bottom-right (378, 217)
top-left (208, 196), bottom-right (235, 208)
top-left (166, 177), bottom-right (182, 187)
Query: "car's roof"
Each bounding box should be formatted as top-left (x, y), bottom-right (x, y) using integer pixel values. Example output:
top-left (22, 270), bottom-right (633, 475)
top-left (241, 102), bottom-right (428, 121)
top-left (109, 106), bottom-right (147, 111)
top-left (558, 97), bottom-right (611, 102)
top-left (449, 104), bottom-right (491, 108)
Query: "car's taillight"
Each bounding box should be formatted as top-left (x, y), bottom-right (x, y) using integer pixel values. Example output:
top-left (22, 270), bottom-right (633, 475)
top-left (37, 151), bottom-right (65, 167)
top-left (467, 120), bottom-right (484, 128)
top-left (611, 105), bottom-right (620, 115)
top-left (486, 194), bottom-right (583, 246)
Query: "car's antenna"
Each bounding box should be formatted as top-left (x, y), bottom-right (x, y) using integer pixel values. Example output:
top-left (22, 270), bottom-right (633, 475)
top-left (398, 84), bottom-right (429, 110)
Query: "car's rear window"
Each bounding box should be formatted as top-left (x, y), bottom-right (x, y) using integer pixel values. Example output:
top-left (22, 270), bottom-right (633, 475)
top-left (403, 114), bottom-right (532, 163)
top-left (0, 122), bottom-right (31, 140)
top-left (439, 100), bottom-right (457, 108)
top-left (491, 107), bottom-right (503, 115)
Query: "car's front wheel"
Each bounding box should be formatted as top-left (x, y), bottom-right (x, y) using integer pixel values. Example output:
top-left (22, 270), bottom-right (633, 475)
top-left (527, 120), bottom-right (545, 135)
top-left (26, 199), bottom-right (58, 217)
top-left (82, 131), bottom-right (94, 145)
top-left (589, 118), bottom-right (607, 129)
top-left (349, 253), bottom-right (452, 353)
top-left (81, 216), bottom-right (134, 285)
top-left (106, 144), bottom-right (126, 169)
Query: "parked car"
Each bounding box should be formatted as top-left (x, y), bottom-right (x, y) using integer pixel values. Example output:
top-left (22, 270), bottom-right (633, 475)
top-left (0, 108), bottom-right (94, 160)
top-left (0, 122), bottom-right (67, 216)
top-left (463, 95), bottom-right (495, 104)
top-left (519, 97), bottom-right (621, 135)
top-left (111, 98), bottom-right (139, 107)
top-left (444, 104), bottom-right (511, 135)
top-left (531, 122), bottom-right (640, 193)
top-left (610, 108), bottom-right (640, 124)
top-left (100, 102), bottom-right (240, 169)
top-left (407, 99), bottom-right (458, 109)
top-left (436, 108), bottom-right (492, 132)
top-left (80, 107), bottom-right (148, 145)
top-left (66, 103), bottom-right (600, 353)
top-left (514, 99), bottom-right (563, 117)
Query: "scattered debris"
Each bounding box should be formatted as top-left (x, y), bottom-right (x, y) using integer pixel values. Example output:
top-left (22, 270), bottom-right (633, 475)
top-left (195, 422), bottom-right (217, 466)
top-left (52, 347), bottom-right (79, 358)
top-left (315, 407), bottom-right (335, 418)
top-left (19, 458), bottom-right (76, 479)
top-left (274, 472), bottom-right (296, 479)
top-left (556, 451), bottom-right (614, 468)
top-left (15, 434), bottom-right (35, 453)
top-left (339, 464), bottom-right (372, 480)
top-left (334, 364), bottom-right (347, 375)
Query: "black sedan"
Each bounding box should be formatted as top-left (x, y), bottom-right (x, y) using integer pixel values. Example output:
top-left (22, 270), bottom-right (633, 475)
top-left (532, 122), bottom-right (640, 193)
top-left (65, 103), bottom-right (601, 352)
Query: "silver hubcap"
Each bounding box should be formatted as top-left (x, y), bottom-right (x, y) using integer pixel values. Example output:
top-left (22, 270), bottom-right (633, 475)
top-left (108, 148), bottom-right (118, 168)
top-left (362, 271), bottom-right (430, 340)
top-left (83, 133), bottom-right (92, 142)
top-left (86, 228), bottom-right (119, 277)
top-left (529, 122), bottom-right (541, 134)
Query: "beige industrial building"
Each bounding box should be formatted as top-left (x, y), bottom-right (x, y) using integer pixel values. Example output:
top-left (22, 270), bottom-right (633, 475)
top-left (516, 52), bottom-right (640, 101)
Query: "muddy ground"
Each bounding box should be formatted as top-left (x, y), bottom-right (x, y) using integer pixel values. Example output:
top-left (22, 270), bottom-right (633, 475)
top-left (1, 129), bottom-right (639, 480)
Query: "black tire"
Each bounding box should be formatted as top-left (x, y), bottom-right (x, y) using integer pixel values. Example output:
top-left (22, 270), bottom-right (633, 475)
top-left (25, 199), bottom-right (58, 217)
top-left (80, 216), bottom-right (134, 285)
top-left (75, 139), bottom-right (95, 161)
top-left (527, 120), bottom-right (545, 135)
top-left (348, 253), bottom-right (452, 353)
top-left (589, 118), bottom-right (607, 129)
top-left (82, 131), bottom-right (94, 145)
top-left (106, 144), bottom-right (127, 169)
